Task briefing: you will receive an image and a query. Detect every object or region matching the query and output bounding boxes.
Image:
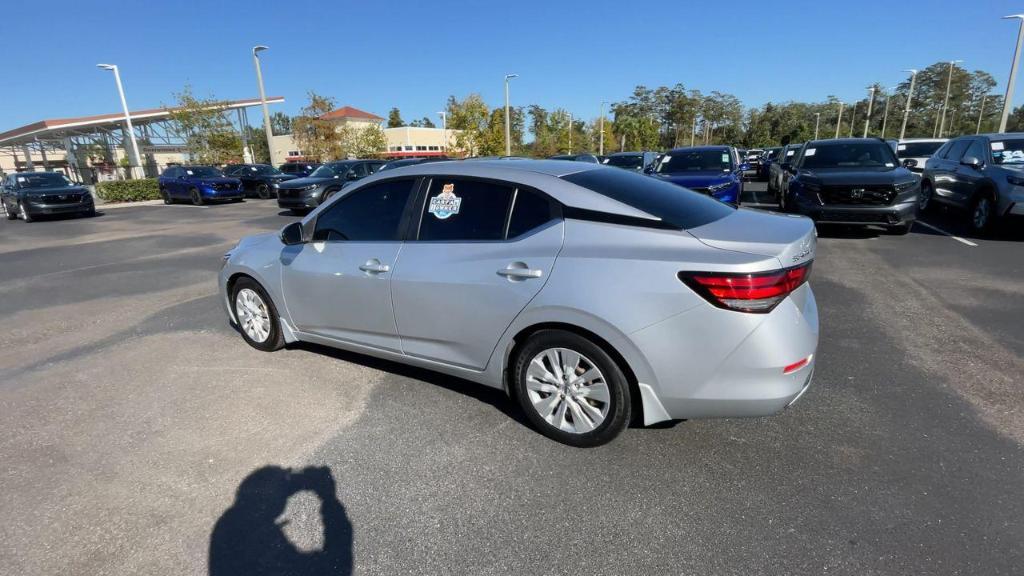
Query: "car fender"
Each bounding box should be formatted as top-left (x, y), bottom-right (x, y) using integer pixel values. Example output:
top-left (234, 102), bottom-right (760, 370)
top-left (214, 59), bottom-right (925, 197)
top-left (220, 233), bottom-right (295, 341)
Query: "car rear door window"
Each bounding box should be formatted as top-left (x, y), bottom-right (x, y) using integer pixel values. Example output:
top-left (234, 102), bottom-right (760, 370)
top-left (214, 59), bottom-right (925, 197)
top-left (417, 178), bottom-right (514, 241)
top-left (312, 179), bottom-right (415, 242)
top-left (507, 188), bottom-right (558, 239)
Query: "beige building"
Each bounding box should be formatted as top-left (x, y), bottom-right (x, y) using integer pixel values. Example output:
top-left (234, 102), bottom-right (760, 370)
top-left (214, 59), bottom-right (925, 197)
top-left (274, 105), bottom-right (460, 164)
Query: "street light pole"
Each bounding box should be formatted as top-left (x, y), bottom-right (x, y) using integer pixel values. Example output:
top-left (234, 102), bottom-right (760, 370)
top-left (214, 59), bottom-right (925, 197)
top-left (437, 111), bottom-right (447, 152)
top-left (814, 112), bottom-right (821, 140)
top-left (835, 102), bottom-right (844, 138)
top-left (96, 64), bottom-right (142, 179)
top-left (977, 94), bottom-right (988, 133)
top-left (863, 86), bottom-right (876, 138)
top-left (880, 87), bottom-right (895, 139)
top-left (999, 15), bottom-right (1024, 132)
top-left (899, 69), bottom-right (918, 140)
top-left (849, 103), bottom-right (857, 138)
top-left (938, 59), bottom-right (963, 138)
top-left (691, 116), bottom-right (697, 147)
top-left (504, 74), bottom-right (517, 156)
top-left (567, 112), bottom-right (573, 154)
top-left (252, 46), bottom-right (276, 165)
top-left (599, 101), bottom-right (608, 155)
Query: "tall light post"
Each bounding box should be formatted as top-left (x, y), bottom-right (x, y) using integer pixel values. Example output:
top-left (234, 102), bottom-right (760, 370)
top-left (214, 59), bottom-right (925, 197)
top-left (899, 69), bottom-right (918, 139)
top-left (599, 100), bottom-right (608, 155)
top-left (252, 46), bottom-right (276, 165)
top-left (938, 59), bottom-right (963, 138)
top-left (504, 74), bottom-right (518, 156)
top-left (1000, 15), bottom-right (1024, 132)
top-left (437, 111), bottom-right (447, 152)
top-left (863, 86), bottom-right (877, 138)
top-left (977, 94), bottom-right (989, 133)
top-left (849, 103), bottom-right (857, 138)
top-left (835, 101), bottom-right (844, 138)
top-left (567, 112), bottom-right (573, 154)
top-left (96, 64), bottom-right (142, 179)
top-left (880, 87), bottom-right (896, 139)
top-left (690, 115), bottom-right (697, 147)
top-left (814, 112), bottom-right (821, 140)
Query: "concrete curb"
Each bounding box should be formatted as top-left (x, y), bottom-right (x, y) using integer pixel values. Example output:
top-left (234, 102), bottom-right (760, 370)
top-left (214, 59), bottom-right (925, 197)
top-left (97, 200), bottom-right (165, 209)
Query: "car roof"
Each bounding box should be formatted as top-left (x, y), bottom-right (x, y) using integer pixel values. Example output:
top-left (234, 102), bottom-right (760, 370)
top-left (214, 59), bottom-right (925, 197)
top-left (898, 138), bottom-right (947, 143)
top-left (338, 159), bottom-right (660, 221)
top-left (980, 132), bottom-right (1024, 140)
top-left (667, 145), bottom-right (729, 152)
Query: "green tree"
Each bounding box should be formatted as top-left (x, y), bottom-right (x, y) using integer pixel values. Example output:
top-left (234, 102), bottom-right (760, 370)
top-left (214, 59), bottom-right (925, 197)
top-left (446, 94), bottom-right (490, 156)
top-left (292, 91), bottom-right (344, 161)
top-left (387, 107), bottom-right (405, 128)
top-left (409, 116), bottom-right (437, 128)
top-left (270, 111), bottom-right (292, 135)
top-left (165, 85), bottom-right (242, 164)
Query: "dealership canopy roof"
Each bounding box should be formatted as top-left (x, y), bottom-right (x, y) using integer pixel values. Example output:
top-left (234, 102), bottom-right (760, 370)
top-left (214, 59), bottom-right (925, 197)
top-left (0, 96), bottom-right (285, 147)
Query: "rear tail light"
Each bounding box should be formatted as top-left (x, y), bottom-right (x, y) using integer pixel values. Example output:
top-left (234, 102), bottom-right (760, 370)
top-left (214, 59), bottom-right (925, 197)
top-left (679, 261), bottom-right (812, 313)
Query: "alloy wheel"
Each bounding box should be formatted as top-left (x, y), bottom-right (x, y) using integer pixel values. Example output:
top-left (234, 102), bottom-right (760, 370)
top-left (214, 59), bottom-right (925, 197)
top-left (919, 185), bottom-right (931, 211)
top-left (235, 288), bottom-right (271, 343)
top-left (258, 184), bottom-right (270, 199)
top-left (973, 197), bottom-right (991, 230)
top-left (525, 347), bottom-right (610, 434)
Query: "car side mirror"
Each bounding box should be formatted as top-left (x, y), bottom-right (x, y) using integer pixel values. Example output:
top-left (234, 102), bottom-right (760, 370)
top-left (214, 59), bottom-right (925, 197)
top-left (280, 222), bottom-right (305, 245)
top-left (739, 163), bottom-right (751, 172)
top-left (642, 165), bottom-right (655, 174)
top-left (346, 171), bottom-right (359, 180)
top-left (960, 156), bottom-right (983, 169)
top-left (902, 158), bottom-right (918, 169)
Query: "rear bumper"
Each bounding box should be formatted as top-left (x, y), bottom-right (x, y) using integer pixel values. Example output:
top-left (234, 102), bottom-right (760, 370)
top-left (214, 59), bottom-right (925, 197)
top-left (628, 283), bottom-right (819, 420)
top-left (791, 194), bottom-right (917, 226)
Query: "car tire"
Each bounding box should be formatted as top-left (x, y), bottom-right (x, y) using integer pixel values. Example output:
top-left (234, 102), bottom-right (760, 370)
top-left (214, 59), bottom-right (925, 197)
top-left (161, 188), bottom-right (172, 204)
top-left (82, 207), bottom-right (97, 218)
top-left (322, 187), bottom-right (339, 204)
top-left (19, 202), bottom-right (33, 223)
top-left (777, 187), bottom-right (788, 212)
top-left (919, 181), bottom-right (934, 213)
top-left (5, 202), bottom-right (16, 220)
top-left (970, 194), bottom-right (994, 233)
top-left (231, 277), bottom-right (285, 352)
top-left (190, 188), bottom-right (204, 206)
top-left (512, 329), bottom-right (631, 447)
top-left (257, 184), bottom-right (271, 199)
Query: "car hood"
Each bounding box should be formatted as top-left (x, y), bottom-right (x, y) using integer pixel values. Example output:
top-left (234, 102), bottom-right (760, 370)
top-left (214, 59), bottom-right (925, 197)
top-left (21, 186), bottom-right (89, 196)
top-left (687, 207), bottom-right (817, 266)
top-left (277, 176), bottom-right (333, 189)
top-left (800, 168), bottom-right (911, 185)
top-left (653, 172), bottom-right (733, 187)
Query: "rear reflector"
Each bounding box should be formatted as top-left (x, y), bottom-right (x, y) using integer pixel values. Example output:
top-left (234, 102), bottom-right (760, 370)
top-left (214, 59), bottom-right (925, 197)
top-left (679, 261), bottom-right (812, 313)
top-left (783, 355), bottom-right (812, 374)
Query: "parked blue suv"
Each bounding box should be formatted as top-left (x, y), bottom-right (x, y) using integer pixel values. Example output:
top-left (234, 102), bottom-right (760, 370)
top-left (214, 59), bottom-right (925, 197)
top-left (158, 166), bottom-right (244, 205)
top-left (646, 146), bottom-right (747, 204)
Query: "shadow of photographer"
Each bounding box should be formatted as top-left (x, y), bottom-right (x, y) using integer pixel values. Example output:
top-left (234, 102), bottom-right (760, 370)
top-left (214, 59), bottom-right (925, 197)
top-left (209, 465), bottom-right (353, 576)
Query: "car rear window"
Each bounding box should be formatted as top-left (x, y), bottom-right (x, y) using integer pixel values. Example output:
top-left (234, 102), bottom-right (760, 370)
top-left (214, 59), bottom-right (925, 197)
top-left (560, 167), bottom-right (734, 230)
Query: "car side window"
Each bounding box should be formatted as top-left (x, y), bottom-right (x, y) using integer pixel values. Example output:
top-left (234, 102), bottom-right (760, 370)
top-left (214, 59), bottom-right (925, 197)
top-left (507, 188), bottom-right (559, 239)
top-left (164, 167), bottom-right (179, 178)
top-left (944, 139), bottom-right (970, 160)
top-left (351, 163), bottom-right (369, 178)
top-left (312, 179), bottom-right (415, 242)
top-left (368, 162), bottom-right (385, 174)
top-left (417, 178), bottom-right (515, 241)
top-left (964, 139), bottom-right (986, 163)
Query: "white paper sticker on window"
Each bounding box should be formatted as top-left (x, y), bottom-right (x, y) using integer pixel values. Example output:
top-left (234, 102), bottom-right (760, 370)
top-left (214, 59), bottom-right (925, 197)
top-left (186, 170), bottom-right (194, 175)
top-left (786, 150), bottom-right (796, 156)
top-left (721, 154), bottom-right (729, 163)
top-left (991, 141), bottom-right (1005, 151)
top-left (897, 144), bottom-right (907, 151)
top-left (660, 155), bottom-right (671, 164)
top-left (805, 148), bottom-right (816, 157)
top-left (428, 183), bottom-right (462, 219)
top-left (885, 162), bottom-right (894, 167)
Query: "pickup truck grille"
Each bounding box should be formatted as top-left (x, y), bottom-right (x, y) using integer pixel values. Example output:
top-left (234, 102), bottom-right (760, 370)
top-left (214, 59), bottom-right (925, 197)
top-left (819, 185), bottom-right (895, 206)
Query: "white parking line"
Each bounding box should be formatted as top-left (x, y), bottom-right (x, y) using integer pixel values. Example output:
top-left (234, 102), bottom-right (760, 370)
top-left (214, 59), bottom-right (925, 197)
top-left (914, 220), bottom-right (978, 247)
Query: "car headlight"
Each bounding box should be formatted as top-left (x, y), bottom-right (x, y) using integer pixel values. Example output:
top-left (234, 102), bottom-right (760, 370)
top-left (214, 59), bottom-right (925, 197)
top-left (707, 181), bottom-right (733, 193)
top-left (894, 180), bottom-right (918, 193)
top-left (1007, 174), bottom-right (1024, 186)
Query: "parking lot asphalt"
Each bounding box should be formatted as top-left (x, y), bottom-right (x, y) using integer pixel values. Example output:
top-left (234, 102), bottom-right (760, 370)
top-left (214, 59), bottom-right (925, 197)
top-left (1, 187), bottom-right (1022, 575)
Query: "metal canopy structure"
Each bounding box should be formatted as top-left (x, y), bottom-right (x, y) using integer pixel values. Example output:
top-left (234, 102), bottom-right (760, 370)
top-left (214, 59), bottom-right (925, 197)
top-left (0, 96), bottom-right (284, 179)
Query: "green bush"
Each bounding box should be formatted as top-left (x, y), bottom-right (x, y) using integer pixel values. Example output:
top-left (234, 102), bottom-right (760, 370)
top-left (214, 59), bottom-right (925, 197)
top-left (96, 179), bottom-right (161, 203)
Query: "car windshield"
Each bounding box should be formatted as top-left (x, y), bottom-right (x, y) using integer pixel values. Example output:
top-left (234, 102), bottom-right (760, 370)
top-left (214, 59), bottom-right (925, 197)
top-left (604, 155), bottom-right (643, 168)
top-left (800, 142), bottom-right (898, 169)
top-left (655, 150), bottom-right (733, 173)
top-left (17, 172), bottom-right (73, 188)
top-left (896, 141), bottom-right (944, 158)
top-left (309, 165), bottom-right (338, 178)
top-left (990, 139), bottom-right (1024, 164)
top-left (185, 167), bottom-right (223, 177)
top-left (248, 165), bottom-right (281, 175)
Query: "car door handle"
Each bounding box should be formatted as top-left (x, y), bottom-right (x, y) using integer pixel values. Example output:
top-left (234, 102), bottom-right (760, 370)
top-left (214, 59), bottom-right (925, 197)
top-left (359, 260), bottom-right (390, 274)
top-left (497, 265), bottom-right (543, 279)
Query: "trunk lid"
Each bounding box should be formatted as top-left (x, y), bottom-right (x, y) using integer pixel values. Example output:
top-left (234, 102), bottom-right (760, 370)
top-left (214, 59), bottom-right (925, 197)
top-left (686, 207), bottom-right (816, 268)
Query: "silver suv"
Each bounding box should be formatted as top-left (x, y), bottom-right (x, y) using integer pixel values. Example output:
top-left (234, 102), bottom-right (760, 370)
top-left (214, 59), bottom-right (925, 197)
top-left (220, 160), bottom-right (819, 446)
top-left (920, 133), bottom-right (1024, 231)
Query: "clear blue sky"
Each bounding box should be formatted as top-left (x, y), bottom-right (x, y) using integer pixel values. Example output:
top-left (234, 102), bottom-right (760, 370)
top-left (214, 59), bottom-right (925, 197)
top-left (1, 0), bottom-right (1020, 131)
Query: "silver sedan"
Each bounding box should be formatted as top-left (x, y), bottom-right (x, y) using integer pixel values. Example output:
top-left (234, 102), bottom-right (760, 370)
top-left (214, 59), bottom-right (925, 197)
top-left (220, 160), bottom-right (819, 446)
